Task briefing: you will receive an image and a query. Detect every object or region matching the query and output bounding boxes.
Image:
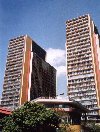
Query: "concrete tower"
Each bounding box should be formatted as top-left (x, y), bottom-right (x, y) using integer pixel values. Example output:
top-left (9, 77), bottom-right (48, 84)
top-left (66, 14), bottom-right (100, 116)
top-left (1, 35), bottom-right (56, 109)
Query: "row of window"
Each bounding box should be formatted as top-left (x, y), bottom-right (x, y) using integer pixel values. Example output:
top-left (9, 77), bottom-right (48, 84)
top-left (67, 22), bottom-right (88, 31)
top-left (67, 15), bottom-right (88, 24)
top-left (68, 69), bottom-right (93, 76)
top-left (67, 35), bottom-right (89, 43)
top-left (69, 75), bottom-right (94, 82)
top-left (67, 56), bottom-right (92, 64)
top-left (67, 29), bottom-right (89, 38)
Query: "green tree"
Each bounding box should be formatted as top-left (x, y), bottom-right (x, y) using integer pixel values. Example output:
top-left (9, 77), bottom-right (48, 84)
top-left (1, 102), bottom-right (61, 132)
top-left (85, 121), bottom-right (100, 132)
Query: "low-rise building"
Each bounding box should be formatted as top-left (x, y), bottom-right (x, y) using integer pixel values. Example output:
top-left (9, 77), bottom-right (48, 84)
top-left (33, 96), bottom-right (89, 132)
top-left (0, 107), bottom-right (12, 131)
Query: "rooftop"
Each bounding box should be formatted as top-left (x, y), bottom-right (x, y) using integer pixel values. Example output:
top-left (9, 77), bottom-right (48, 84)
top-left (32, 96), bottom-right (89, 113)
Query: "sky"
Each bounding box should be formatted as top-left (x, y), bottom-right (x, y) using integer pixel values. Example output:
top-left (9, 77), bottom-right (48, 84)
top-left (0, 0), bottom-right (100, 97)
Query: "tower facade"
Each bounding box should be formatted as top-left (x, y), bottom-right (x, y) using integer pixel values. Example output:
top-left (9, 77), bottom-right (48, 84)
top-left (66, 14), bottom-right (100, 116)
top-left (1, 35), bottom-right (56, 109)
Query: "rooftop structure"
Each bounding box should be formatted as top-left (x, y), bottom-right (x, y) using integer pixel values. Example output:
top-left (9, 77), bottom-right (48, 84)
top-left (0, 107), bottom-right (11, 115)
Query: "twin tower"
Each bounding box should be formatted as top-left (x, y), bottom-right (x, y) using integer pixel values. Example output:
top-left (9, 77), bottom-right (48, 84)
top-left (1, 14), bottom-right (100, 116)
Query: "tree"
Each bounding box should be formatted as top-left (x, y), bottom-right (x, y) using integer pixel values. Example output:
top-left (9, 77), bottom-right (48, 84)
top-left (1, 102), bottom-right (61, 132)
top-left (85, 121), bottom-right (100, 132)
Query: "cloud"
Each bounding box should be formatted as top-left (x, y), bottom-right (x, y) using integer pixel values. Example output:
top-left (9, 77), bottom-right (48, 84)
top-left (46, 48), bottom-right (66, 77)
top-left (56, 65), bottom-right (66, 77)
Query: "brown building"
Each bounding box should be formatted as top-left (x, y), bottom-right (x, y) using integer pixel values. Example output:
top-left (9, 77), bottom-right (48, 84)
top-left (66, 14), bottom-right (100, 117)
top-left (1, 35), bottom-right (56, 109)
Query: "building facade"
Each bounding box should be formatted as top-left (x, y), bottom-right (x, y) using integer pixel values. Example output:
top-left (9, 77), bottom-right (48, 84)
top-left (66, 14), bottom-right (100, 116)
top-left (1, 35), bottom-right (56, 109)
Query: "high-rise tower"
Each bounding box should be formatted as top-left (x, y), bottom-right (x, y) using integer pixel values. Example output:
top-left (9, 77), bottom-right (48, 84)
top-left (66, 14), bottom-right (100, 116)
top-left (1, 35), bottom-right (56, 109)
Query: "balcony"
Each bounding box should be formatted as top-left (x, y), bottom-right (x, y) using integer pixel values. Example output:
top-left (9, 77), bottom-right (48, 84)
top-left (81, 98), bottom-right (90, 101)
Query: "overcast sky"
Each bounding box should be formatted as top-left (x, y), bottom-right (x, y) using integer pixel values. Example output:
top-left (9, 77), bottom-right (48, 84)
top-left (0, 0), bottom-right (100, 97)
